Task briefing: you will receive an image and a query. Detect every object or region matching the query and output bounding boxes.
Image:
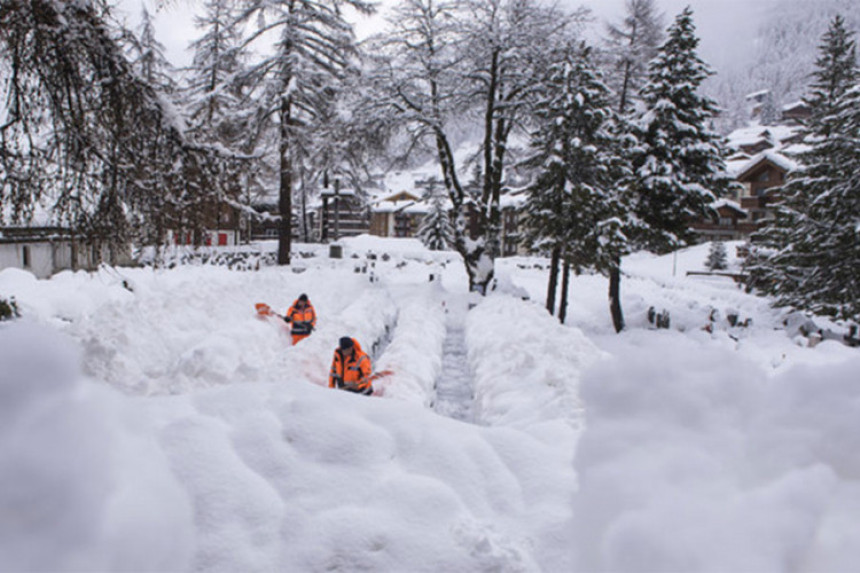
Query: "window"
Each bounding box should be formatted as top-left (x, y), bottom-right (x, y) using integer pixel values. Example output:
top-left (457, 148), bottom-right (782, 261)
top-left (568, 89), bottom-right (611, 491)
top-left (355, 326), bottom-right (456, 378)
top-left (22, 245), bottom-right (31, 268)
top-left (719, 217), bottom-right (733, 227)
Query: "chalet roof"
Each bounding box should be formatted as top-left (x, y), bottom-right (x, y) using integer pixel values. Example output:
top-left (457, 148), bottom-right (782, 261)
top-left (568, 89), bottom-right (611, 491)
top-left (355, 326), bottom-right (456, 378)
top-left (371, 199), bottom-right (430, 214)
top-left (736, 151), bottom-right (798, 181)
top-left (712, 199), bottom-right (748, 217)
top-left (782, 100), bottom-right (810, 113)
top-left (725, 123), bottom-right (800, 153)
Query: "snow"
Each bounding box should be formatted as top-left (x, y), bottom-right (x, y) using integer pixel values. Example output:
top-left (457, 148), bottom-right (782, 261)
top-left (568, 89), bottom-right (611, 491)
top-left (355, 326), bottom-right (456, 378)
top-left (2, 236), bottom-right (859, 571)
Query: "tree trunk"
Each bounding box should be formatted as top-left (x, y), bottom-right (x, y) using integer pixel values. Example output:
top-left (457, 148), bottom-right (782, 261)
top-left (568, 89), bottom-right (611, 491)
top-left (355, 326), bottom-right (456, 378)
top-left (277, 94), bottom-right (292, 265)
top-left (559, 256), bottom-right (571, 324)
top-left (609, 257), bottom-right (625, 332)
top-left (546, 245), bottom-right (560, 315)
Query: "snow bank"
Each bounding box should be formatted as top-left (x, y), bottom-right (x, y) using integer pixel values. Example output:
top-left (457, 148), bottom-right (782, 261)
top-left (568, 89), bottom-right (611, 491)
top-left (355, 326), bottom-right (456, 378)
top-left (0, 323), bottom-right (192, 572)
top-left (571, 331), bottom-right (860, 571)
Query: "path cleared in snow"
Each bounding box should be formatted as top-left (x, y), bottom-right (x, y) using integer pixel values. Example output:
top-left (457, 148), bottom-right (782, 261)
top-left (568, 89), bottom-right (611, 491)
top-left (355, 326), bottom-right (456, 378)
top-left (433, 296), bottom-right (475, 422)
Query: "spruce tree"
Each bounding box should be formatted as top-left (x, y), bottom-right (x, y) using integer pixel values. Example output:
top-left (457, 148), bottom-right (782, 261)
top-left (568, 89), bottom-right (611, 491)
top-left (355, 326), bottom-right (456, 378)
top-left (631, 7), bottom-right (730, 254)
top-left (524, 43), bottom-right (633, 327)
top-left (706, 240), bottom-right (728, 271)
top-left (418, 194), bottom-right (454, 251)
top-left (749, 16), bottom-right (859, 321)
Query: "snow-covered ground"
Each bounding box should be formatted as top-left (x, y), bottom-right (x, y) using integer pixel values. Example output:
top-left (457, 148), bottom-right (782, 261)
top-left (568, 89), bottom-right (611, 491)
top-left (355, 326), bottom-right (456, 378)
top-left (1, 236), bottom-right (858, 572)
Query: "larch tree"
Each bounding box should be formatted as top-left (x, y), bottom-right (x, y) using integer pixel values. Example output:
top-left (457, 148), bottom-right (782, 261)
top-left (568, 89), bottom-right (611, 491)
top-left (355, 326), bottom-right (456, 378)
top-left (233, 0), bottom-right (374, 265)
top-left (0, 0), bottom-right (220, 261)
top-left (603, 0), bottom-right (665, 115)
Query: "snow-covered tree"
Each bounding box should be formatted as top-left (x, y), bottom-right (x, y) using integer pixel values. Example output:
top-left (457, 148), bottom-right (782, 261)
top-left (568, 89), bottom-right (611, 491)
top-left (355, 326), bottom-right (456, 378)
top-left (129, 5), bottom-right (178, 95)
top-left (603, 0), bottom-right (665, 115)
top-left (631, 7), bottom-right (731, 254)
top-left (0, 0), bottom-right (220, 259)
top-left (233, 0), bottom-right (374, 265)
top-left (369, 0), bottom-right (586, 294)
top-left (523, 43), bottom-right (634, 328)
top-left (418, 192), bottom-right (454, 251)
top-left (706, 240), bottom-right (728, 271)
top-left (749, 16), bottom-right (860, 321)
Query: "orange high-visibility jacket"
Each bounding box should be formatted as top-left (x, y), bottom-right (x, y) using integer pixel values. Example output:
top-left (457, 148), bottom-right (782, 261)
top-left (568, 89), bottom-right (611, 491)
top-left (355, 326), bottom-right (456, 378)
top-left (329, 339), bottom-right (372, 391)
top-left (286, 300), bottom-right (316, 335)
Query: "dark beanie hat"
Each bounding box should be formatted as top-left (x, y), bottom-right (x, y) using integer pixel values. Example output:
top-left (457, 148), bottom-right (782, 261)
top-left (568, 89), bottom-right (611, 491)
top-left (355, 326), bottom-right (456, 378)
top-left (298, 293), bottom-right (308, 302)
top-left (339, 337), bottom-right (354, 350)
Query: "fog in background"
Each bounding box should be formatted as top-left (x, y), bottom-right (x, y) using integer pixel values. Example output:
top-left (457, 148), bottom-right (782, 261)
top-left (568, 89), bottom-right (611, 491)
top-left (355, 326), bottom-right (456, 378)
top-left (115, 0), bottom-right (857, 132)
top-left (116, 0), bottom-right (762, 73)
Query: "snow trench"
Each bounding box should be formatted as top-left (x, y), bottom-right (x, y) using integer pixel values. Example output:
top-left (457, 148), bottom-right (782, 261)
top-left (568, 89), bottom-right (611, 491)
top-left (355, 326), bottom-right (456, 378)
top-left (433, 297), bottom-right (476, 423)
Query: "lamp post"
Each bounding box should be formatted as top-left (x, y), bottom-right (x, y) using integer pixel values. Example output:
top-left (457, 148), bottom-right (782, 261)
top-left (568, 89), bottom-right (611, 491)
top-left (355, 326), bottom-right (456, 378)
top-left (334, 176), bottom-right (341, 241)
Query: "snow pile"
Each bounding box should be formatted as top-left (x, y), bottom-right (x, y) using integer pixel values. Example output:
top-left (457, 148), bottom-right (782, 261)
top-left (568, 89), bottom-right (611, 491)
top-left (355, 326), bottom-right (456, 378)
top-left (0, 324), bottom-right (192, 572)
top-left (2, 236), bottom-right (859, 571)
top-left (572, 331), bottom-right (860, 571)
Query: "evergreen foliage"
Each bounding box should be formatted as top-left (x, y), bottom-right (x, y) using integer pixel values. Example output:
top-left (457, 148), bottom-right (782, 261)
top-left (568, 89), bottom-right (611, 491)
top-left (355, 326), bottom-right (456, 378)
top-left (706, 240), bottom-right (728, 271)
top-left (749, 16), bottom-right (860, 321)
top-left (630, 7), bottom-right (731, 254)
top-left (418, 193), bottom-right (454, 251)
top-left (523, 43), bottom-right (635, 324)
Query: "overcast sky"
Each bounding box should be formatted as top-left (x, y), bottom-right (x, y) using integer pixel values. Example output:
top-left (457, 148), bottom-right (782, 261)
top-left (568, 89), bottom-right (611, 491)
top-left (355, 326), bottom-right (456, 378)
top-left (115, 0), bottom-right (764, 76)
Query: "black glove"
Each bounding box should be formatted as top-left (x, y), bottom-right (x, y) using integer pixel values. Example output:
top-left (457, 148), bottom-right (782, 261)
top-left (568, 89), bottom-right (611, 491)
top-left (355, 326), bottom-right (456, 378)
top-left (283, 315), bottom-right (291, 323)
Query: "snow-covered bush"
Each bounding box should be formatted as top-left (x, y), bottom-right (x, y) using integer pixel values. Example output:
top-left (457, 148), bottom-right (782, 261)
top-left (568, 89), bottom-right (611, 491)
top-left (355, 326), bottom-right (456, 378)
top-left (0, 296), bottom-right (19, 321)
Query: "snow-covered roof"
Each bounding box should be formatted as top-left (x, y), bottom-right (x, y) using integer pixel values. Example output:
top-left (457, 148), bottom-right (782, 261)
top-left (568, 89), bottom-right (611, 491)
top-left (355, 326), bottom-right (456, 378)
top-left (725, 123), bottom-right (801, 152)
top-left (370, 199), bottom-right (430, 214)
top-left (744, 89), bottom-right (770, 101)
top-left (736, 150), bottom-right (798, 180)
top-left (712, 199), bottom-right (748, 216)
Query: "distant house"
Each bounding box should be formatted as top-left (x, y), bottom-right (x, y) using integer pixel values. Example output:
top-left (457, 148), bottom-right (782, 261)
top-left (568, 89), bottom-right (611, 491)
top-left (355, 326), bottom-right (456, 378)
top-left (319, 186), bottom-right (370, 241)
top-left (735, 151), bottom-right (796, 228)
top-left (0, 226), bottom-right (131, 279)
top-left (369, 191), bottom-right (429, 238)
top-left (781, 101), bottom-right (812, 125)
top-left (690, 200), bottom-right (750, 241)
top-left (166, 201), bottom-right (243, 247)
top-left (693, 121), bottom-right (804, 243)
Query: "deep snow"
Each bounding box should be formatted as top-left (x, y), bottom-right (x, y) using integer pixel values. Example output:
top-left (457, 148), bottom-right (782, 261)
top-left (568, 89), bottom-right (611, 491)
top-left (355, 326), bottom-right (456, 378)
top-left (1, 236), bottom-right (858, 572)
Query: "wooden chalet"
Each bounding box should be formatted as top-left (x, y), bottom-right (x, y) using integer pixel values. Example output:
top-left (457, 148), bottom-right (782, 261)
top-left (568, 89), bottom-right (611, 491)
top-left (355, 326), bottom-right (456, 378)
top-left (319, 186), bottom-right (369, 241)
top-left (735, 151), bottom-right (795, 229)
top-left (369, 191), bottom-right (428, 238)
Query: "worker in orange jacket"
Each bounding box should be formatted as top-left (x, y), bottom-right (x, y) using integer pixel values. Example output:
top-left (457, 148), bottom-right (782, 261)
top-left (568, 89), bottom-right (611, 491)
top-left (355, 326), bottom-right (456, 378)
top-left (329, 336), bottom-right (373, 395)
top-left (284, 294), bottom-right (316, 345)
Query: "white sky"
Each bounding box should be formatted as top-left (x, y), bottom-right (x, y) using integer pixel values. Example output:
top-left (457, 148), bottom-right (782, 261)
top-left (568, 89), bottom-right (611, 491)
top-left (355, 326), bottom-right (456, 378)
top-left (115, 0), bottom-right (765, 75)
top-left (2, 236), bottom-right (859, 570)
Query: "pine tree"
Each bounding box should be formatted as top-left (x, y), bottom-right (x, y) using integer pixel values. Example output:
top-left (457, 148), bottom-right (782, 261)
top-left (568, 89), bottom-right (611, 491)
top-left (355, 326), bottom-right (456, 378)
top-left (706, 240), bottom-right (728, 271)
top-left (631, 7), bottom-right (731, 254)
top-left (749, 16), bottom-right (859, 321)
top-left (417, 193), bottom-right (454, 251)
